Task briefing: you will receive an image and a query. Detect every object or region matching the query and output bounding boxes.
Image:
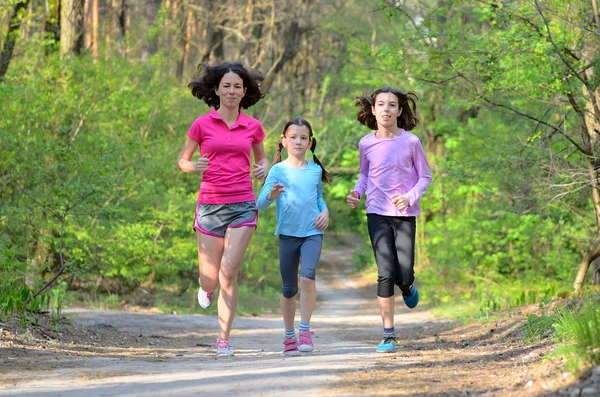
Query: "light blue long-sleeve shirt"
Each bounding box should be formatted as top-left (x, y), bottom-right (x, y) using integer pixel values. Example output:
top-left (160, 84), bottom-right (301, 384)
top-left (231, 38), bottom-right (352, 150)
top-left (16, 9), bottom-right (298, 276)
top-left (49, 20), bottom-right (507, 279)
top-left (257, 161), bottom-right (328, 237)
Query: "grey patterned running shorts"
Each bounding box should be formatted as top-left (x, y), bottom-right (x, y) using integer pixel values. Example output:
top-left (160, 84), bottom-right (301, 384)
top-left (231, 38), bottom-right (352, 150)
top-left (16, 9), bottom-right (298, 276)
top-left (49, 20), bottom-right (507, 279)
top-left (194, 201), bottom-right (258, 238)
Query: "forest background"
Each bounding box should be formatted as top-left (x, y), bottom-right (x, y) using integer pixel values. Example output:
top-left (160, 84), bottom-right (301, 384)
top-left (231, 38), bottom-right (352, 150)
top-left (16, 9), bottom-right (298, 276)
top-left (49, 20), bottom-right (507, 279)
top-left (1, 0), bottom-right (600, 338)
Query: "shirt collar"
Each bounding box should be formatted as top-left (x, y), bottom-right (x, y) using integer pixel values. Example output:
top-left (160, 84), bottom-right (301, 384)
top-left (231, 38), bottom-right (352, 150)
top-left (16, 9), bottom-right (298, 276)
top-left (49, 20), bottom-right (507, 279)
top-left (209, 108), bottom-right (249, 127)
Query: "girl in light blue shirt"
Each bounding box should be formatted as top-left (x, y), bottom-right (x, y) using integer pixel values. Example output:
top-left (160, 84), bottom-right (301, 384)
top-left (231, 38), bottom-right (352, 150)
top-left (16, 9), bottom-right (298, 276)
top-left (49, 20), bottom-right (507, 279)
top-left (257, 117), bottom-right (332, 356)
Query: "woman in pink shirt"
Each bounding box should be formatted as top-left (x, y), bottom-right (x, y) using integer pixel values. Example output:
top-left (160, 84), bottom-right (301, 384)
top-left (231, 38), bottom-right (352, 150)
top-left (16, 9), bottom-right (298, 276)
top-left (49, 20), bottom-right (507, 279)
top-left (177, 62), bottom-right (269, 357)
top-left (346, 86), bottom-right (432, 354)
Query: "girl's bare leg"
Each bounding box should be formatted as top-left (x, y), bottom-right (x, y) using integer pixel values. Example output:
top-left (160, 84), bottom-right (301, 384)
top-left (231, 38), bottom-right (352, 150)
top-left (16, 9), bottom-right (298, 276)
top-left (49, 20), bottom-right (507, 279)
top-left (299, 277), bottom-right (316, 324)
top-left (280, 295), bottom-right (296, 331)
top-left (378, 296), bottom-right (394, 329)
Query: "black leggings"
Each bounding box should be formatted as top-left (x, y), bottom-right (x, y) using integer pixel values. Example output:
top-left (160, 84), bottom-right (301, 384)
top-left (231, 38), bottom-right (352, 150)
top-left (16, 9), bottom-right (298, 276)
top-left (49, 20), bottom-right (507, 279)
top-left (367, 214), bottom-right (416, 298)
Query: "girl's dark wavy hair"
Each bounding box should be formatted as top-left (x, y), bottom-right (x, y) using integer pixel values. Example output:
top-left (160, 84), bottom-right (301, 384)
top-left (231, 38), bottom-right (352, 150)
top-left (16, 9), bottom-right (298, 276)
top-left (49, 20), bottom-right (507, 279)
top-left (272, 118), bottom-right (333, 184)
top-left (188, 62), bottom-right (265, 109)
top-left (355, 86), bottom-right (419, 131)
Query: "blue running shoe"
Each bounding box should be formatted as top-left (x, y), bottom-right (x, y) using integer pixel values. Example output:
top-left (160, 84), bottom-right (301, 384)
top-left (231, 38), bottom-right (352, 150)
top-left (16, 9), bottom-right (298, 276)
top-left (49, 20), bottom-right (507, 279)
top-left (376, 336), bottom-right (397, 353)
top-left (402, 285), bottom-right (419, 309)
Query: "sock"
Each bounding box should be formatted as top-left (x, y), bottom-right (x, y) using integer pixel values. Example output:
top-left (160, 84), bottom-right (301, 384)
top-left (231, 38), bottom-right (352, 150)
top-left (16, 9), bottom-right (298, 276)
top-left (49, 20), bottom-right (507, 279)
top-left (285, 329), bottom-right (296, 339)
top-left (383, 327), bottom-right (395, 337)
top-left (299, 321), bottom-right (310, 332)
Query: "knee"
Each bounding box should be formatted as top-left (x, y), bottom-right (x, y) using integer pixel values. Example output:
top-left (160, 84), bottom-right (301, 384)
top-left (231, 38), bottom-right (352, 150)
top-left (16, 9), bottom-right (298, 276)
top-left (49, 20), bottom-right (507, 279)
top-left (282, 284), bottom-right (298, 299)
top-left (199, 276), bottom-right (218, 291)
top-left (377, 276), bottom-right (395, 298)
top-left (299, 277), bottom-right (315, 291)
top-left (219, 266), bottom-right (239, 286)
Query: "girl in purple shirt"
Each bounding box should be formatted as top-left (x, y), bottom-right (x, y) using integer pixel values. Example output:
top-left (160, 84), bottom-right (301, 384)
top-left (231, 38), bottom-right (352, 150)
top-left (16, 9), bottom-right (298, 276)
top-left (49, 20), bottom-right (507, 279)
top-left (178, 62), bottom-right (269, 357)
top-left (346, 86), bottom-right (432, 353)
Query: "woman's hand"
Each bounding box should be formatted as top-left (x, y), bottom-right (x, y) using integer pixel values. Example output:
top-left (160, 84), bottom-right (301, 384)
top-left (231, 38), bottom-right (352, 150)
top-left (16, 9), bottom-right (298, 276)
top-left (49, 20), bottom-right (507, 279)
top-left (267, 184), bottom-right (285, 200)
top-left (194, 154), bottom-right (209, 173)
top-left (315, 210), bottom-right (329, 230)
top-left (252, 163), bottom-right (267, 180)
top-left (346, 190), bottom-right (360, 209)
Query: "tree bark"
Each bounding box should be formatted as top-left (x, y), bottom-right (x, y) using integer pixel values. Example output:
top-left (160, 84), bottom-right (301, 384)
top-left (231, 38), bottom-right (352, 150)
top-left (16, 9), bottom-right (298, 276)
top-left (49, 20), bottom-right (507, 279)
top-left (92, 0), bottom-right (98, 60)
top-left (141, 0), bottom-right (161, 63)
top-left (574, 238), bottom-right (600, 293)
top-left (0, 0), bottom-right (30, 81)
top-left (83, 0), bottom-right (91, 49)
top-left (60, 0), bottom-right (84, 57)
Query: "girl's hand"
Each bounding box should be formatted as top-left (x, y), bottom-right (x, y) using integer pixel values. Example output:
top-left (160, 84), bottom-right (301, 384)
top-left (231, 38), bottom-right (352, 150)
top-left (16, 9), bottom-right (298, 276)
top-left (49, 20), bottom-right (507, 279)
top-left (252, 163), bottom-right (267, 180)
top-left (346, 190), bottom-right (360, 209)
top-left (267, 184), bottom-right (285, 200)
top-left (195, 154), bottom-right (209, 173)
top-left (315, 210), bottom-right (329, 230)
top-left (390, 193), bottom-right (409, 210)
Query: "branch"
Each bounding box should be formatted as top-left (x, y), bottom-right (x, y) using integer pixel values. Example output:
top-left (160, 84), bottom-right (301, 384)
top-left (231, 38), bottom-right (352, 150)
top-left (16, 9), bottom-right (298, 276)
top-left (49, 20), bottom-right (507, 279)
top-left (25, 217), bottom-right (67, 304)
top-left (451, 68), bottom-right (589, 156)
top-left (533, 0), bottom-right (590, 89)
top-left (13, 175), bottom-right (60, 218)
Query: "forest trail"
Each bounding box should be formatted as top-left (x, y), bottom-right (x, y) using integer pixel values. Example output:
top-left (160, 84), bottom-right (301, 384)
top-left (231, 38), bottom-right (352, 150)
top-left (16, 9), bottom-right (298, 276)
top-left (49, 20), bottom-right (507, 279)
top-left (0, 238), bottom-right (592, 396)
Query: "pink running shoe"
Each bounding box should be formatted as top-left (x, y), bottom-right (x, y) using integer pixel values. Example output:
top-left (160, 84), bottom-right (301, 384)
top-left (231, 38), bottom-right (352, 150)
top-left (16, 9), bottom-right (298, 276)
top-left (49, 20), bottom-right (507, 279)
top-left (216, 338), bottom-right (234, 357)
top-left (298, 331), bottom-right (314, 352)
top-left (283, 337), bottom-right (301, 356)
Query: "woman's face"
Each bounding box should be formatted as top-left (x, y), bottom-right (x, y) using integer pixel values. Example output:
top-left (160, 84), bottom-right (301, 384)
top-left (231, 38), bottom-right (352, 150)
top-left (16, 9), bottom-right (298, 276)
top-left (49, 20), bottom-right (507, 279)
top-left (216, 72), bottom-right (246, 109)
top-left (371, 92), bottom-right (402, 129)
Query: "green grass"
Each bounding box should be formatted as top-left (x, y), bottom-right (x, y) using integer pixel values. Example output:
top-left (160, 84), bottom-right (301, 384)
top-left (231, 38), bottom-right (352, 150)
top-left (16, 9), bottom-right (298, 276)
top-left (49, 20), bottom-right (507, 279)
top-left (552, 299), bottom-right (600, 373)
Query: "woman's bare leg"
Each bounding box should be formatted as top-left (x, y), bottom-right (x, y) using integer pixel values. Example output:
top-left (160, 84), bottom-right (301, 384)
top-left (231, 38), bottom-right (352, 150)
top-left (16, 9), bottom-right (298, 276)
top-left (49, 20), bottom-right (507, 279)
top-left (196, 232), bottom-right (224, 292)
top-left (217, 226), bottom-right (255, 340)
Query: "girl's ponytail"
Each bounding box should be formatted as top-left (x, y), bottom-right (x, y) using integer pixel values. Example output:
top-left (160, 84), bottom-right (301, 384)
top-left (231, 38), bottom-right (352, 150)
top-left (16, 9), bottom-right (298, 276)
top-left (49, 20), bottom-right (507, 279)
top-left (272, 134), bottom-right (285, 166)
top-left (310, 137), bottom-right (332, 184)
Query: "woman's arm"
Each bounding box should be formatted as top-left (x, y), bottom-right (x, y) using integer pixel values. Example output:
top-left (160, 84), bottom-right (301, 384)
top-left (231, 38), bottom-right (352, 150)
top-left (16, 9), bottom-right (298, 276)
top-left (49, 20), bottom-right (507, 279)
top-left (177, 136), bottom-right (207, 173)
top-left (251, 141), bottom-right (269, 179)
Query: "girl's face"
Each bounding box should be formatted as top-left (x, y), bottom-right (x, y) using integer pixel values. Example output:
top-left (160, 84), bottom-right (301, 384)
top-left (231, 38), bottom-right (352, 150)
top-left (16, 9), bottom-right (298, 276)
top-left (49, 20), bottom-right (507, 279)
top-left (282, 124), bottom-right (311, 157)
top-left (216, 72), bottom-right (246, 109)
top-left (371, 92), bottom-right (402, 129)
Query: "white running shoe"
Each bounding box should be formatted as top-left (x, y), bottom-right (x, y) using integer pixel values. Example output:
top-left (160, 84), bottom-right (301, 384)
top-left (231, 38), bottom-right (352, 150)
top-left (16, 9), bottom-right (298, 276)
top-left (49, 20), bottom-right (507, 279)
top-left (197, 287), bottom-right (214, 309)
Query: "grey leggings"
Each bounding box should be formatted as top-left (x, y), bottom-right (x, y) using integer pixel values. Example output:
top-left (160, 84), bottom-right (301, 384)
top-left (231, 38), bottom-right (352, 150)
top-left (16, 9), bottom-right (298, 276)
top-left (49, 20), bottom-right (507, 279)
top-left (367, 214), bottom-right (416, 298)
top-left (279, 234), bottom-right (323, 298)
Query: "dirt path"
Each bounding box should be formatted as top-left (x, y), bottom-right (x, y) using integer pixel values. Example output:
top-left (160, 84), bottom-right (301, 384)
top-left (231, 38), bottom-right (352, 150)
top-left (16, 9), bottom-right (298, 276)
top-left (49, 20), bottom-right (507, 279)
top-left (0, 240), bottom-right (596, 396)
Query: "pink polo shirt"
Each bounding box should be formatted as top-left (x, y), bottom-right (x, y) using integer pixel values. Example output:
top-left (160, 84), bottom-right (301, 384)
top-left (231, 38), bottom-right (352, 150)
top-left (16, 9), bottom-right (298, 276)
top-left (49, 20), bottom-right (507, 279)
top-left (187, 108), bottom-right (265, 204)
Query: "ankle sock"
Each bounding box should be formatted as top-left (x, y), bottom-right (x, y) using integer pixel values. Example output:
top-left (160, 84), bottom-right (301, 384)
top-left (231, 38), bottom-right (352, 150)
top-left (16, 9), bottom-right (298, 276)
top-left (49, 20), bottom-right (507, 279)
top-left (383, 327), bottom-right (395, 338)
top-left (299, 321), bottom-right (310, 332)
top-left (285, 329), bottom-right (296, 339)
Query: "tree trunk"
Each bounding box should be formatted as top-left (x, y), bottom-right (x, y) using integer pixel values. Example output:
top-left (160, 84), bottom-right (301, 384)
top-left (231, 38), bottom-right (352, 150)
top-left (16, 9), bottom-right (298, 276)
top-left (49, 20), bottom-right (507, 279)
top-left (574, 238), bottom-right (600, 293)
top-left (176, 1), bottom-right (191, 81)
top-left (60, 0), bottom-right (83, 57)
top-left (0, 0), bottom-right (30, 81)
top-left (572, 4), bottom-right (600, 288)
top-left (92, 0), bottom-right (98, 60)
top-left (83, 0), bottom-right (91, 49)
top-left (141, 0), bottom-right (161, 63)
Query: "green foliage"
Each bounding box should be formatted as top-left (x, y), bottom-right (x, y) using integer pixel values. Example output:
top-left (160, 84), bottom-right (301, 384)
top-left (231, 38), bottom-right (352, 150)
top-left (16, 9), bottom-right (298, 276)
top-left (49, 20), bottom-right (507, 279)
top-left (2, 0), bottom-right (599, 327)
top-left (553, 301), bottom-right (600, 372)
top-left (523, 313), bottom-right (555, 342)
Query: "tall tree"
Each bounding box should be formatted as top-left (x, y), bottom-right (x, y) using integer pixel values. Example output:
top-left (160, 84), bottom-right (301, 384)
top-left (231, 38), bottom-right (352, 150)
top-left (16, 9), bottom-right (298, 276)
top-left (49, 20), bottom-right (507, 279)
top-left (0, 0), bottom-right (30, 80)
top-left (141, 0), bottom-right (161, 62)
top-left (60, 0), bottom-right (83, 57)
top-left (376, 0), bottom-right (600, 291)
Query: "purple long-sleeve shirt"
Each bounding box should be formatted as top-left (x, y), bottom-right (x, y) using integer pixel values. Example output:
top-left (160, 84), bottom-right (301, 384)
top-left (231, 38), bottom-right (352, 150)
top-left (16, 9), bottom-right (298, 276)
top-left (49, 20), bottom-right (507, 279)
top-left (353, 130), bottom-right (432, 217)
